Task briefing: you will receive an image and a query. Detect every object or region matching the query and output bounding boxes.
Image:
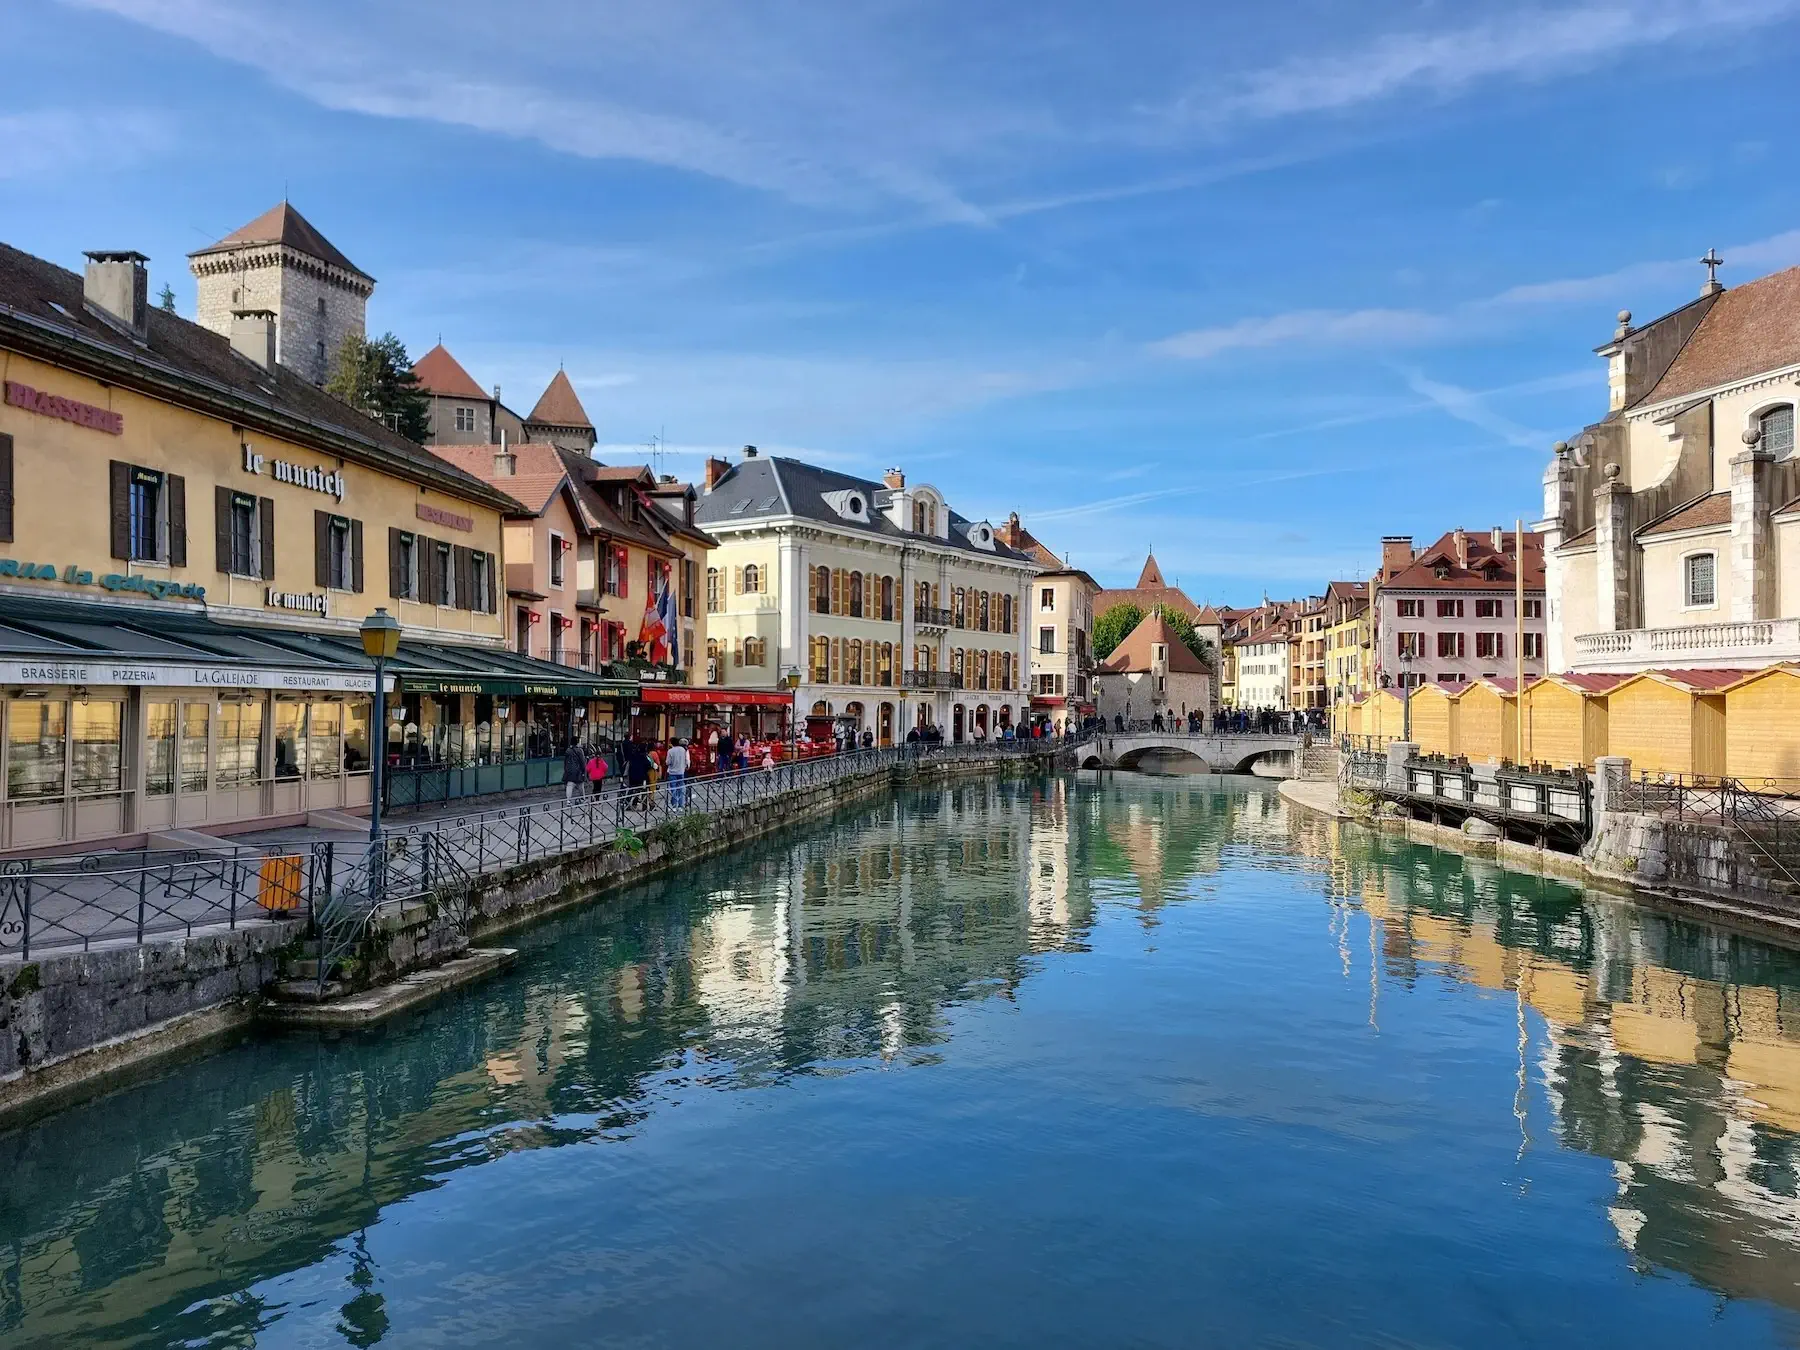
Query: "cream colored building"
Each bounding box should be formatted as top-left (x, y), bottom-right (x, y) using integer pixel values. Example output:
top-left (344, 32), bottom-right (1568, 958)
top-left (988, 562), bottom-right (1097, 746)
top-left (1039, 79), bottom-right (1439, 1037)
top-left (995, 513), bottom-right (1096, 732)
top-left (695, 450), bottom-right (1040, 744)
top-left (1542, 258), bottom-right (1800, 674)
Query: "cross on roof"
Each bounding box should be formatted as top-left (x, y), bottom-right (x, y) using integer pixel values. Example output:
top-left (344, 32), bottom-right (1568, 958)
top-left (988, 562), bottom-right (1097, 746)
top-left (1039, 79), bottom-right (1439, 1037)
top-left (1701, 247), bottom-right (1724, 285)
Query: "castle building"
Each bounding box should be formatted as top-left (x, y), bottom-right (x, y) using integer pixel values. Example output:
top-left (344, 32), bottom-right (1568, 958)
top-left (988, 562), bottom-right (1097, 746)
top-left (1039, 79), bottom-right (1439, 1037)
top-left (524, 369), bottom-right (597, 454)
top-left (412, 344), bottom-right (525, 447)
top-left (187, 203), bottom-right (372, 386)
top-left (1094, 612), bottom-right (1212, 724)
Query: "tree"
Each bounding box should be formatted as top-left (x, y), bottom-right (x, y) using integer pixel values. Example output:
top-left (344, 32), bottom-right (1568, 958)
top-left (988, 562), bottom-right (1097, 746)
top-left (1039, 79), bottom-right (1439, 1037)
top-left (1158, 608), bottom-right (1215, 670)
top-left (156, 283), bottom-right (176, 313)
top-left (325, 332), bottom-right (432, 443)
top-left (1092, 603), bottom-right (1142, 660)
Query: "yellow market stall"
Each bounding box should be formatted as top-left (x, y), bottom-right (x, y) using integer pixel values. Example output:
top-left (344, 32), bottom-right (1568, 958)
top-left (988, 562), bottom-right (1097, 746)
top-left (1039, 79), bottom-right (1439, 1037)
top-left (1515, 674), bottom-right (1617, 771)
top-left (1455, 680), bottom-right (1515, 765)
top-left (1605, 669), bottom-right (1732, 778)
top-left (1406, 681), bottom-right (1461, 758)
top-left (1724, 664), bottom-right (1800, 785)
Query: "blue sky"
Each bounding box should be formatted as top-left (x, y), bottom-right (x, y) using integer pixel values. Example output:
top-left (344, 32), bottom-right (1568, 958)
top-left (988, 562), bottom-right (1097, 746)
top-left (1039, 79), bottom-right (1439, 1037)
top-left (5, 1), bottom-right (1799, 602)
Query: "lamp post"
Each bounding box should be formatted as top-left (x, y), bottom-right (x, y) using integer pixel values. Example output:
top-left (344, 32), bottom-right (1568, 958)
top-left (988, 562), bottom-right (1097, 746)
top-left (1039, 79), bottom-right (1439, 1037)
top-left (360, 607), bottom-right (401, 843)
top-left (782, 666), bottom-right (801, 763)
top-left (1399, 647), bottom-right (1415, 742)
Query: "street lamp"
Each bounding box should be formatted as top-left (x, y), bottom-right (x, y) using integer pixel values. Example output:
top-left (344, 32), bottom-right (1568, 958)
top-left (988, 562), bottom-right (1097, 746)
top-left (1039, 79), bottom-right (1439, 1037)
top-left (360, 607), bottom-right (401, 843)
top-left (1399, 646), bottom-right (1415, 742)
top-left (781, 665), bottom-right (801, 762)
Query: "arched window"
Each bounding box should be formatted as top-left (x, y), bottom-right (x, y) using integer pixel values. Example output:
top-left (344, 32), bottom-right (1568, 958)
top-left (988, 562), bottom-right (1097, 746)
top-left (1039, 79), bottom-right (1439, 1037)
top-left (706, 568), bottom-right (721, 613)
top-left (978, 593), bottom-right (990, 631)
top-left (744, 636), bottom-right (766, 666)
top-left (880, 575), bottom-right (894, 621)
top-left (814, 566), bottom-right (831, 614)
top-left (742, 563), bottom-right (760, 594)
top-left (848, 639), bottom-right (863, 684)
top-left (811, 699), bottom-right (830, 716)
top-left (977, 651), bottom-right (990, 689)
top-left (953, 588), bottom-right (966, 627)
top-left (1761, 405), bottom-right (1795, 458)
top-left (1001, 594), bottom-right (1013, 634)
top-left (951, 649), bottom-right (964, 682)
top-left (849, 571), bottom-right (864, 618)
top-left (810, 636), bottom-right (830, 682)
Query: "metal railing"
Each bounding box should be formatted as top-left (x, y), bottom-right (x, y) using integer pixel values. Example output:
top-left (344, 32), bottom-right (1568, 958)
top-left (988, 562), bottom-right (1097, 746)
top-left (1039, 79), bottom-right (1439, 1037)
top-left (913, 606), bottom-right (954, 627)
top-left (902, 670), bottom-right (962, 689)
top-left (1614, 772), bottom-right (1800, 888)
top-left (0, 740), bottom-right (1049, 963)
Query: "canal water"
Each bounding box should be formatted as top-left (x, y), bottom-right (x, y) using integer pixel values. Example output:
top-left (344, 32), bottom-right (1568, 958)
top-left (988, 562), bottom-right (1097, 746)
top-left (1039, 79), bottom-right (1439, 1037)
top-left (6, 774), bottom-right (1800, 1347)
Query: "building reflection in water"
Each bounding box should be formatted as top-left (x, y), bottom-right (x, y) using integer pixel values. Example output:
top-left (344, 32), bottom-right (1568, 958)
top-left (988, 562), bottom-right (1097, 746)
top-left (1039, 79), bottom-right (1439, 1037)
top-left (1286, 810), bottom-right (1800, 1313)
top-left (4, 775), bottom-right (1800, 1344)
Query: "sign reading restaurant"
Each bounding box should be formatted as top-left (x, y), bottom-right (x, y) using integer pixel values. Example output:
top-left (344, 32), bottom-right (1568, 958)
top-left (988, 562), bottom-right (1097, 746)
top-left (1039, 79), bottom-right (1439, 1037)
top-left (4, 380), bottom-right (124, 435)
top-left (0, 660), bottom-right (383, 692)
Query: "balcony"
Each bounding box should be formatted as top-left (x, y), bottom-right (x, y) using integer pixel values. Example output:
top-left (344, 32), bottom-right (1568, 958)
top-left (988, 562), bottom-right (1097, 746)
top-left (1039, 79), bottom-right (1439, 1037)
top-left (913, 606), bottom-right (954, 629)
top-left (902, 670), bottom-right (962, 690)
top-left (1570, 618), bottom-right (1800, 671)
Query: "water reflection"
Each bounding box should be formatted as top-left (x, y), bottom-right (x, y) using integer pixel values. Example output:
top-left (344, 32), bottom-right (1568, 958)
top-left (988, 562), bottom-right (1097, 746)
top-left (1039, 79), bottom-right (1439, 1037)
top-left (2, 776), bottom-right (1800, 1345)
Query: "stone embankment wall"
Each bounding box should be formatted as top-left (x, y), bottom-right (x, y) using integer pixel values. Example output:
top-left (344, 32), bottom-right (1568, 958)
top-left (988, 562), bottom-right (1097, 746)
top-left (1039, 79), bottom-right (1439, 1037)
top-left (0, 753), bottom-right (1040, 1125)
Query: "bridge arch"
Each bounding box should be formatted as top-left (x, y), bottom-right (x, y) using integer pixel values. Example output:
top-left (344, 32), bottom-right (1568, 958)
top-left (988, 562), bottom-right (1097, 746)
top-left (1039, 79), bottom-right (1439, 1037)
top-left (1115, 745), bottom-right (1215, 773)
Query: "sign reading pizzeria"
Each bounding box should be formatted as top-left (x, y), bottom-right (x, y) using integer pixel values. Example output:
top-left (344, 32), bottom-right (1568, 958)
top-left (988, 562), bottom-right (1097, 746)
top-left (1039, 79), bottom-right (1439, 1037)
top-left (4, 381), bottom-right (123, 435)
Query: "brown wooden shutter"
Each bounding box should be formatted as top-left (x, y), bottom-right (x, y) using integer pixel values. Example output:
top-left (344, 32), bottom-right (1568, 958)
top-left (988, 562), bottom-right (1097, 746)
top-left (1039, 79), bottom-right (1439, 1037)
top-left (485, 551), bottom-right (498, 613)
top-left (389, 528), bottom-right (405, 598)
top-left (733, 565), bottom-right (743, 595)
top-left (350, 518), bottom-right (364, 593)
top-left (167, 474), bottom-right (186, 567)
top-left (215, 486), bottom-right (233, 573)
top-left (0, 433), bottom-right (13, 542)
top-left (259, 497), bottom-right (275, 580)
top-left (454, 545), bottom-right (473, 611)
top-left (313, 510), bottom-right (330, 587)
top-left (109, 461), bottom-right (131, 559)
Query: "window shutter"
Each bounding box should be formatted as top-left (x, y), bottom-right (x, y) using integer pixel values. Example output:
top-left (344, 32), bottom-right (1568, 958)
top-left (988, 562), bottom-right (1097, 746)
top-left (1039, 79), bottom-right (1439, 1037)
top-left (0, 433), bottom-right (13, 542)
top-left (733, 565), bottom-right (743, 595)
top-left (258, 498), bottom-right (275, 580)
top-left (455, 545), bottom-right (474, 611)
top-left (215, 486), bottom-right (233, 573)
top-left (486, 551), bottom-right (498, 613)
top-left (618, 548), bottom-right (629, 598)
top-left (109, 461), bottom-right (131, 559)
top-left (313, 510), bottom-right (330, 587)
top-left (389, 528), bottom-right (405, 598)
top-left (167, 474), bottom-right (187, 567)
top-left (350, 518), bottom-right (364, 593)
top-left (831, 637), bottom-right (842, 684)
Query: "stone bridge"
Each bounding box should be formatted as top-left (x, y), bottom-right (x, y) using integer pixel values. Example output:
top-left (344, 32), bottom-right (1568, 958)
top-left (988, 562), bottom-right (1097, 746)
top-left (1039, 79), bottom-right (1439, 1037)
top-left (1072, 732), bottom-right (1305, 777)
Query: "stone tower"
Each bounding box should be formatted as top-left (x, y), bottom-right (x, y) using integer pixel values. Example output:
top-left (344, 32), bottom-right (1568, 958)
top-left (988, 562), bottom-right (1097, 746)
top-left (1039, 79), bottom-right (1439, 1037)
top-left (524, 369), bottom-right (597, 454)
top-left (188, 203), bottom-right (373, 385)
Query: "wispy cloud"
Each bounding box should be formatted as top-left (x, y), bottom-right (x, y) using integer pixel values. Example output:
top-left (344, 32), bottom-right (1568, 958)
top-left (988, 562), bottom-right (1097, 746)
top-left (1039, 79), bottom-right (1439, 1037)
top-left (1150, 308), bottom-right (1445, 361)
top-left (0, 108), bottom-right (172, 178)
top-left (1395, 368), bottom-right (1549, 450)
top-left (1176, 0), bottom-right (1799, 127)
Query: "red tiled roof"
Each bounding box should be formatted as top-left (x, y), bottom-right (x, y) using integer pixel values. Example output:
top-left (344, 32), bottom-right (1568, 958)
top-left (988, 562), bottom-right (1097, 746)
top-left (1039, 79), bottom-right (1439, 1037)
top-left (1383, 529), bottom-right (1545, 591)
top-left (1094, 587), bottom-right (1201, 619)
top-left (527, 370), bottom-right (592, 428)
top-left (189, 202), bottom-right (369, 280)
top-left (1647, 667), bottom-right (1744, 692)
top-left (1136, 553), bottom-right (1167, 587)
top-left (1557, 526), bottom-right (1596, 550)
top-left (412, 343), bottom-right (487, 400)
top-left (1639, 266), bottom-right (1800, 407)
top-left (1638, 492), bottom-right (1731, 537)
top-left (1099, 613), bottom-right (1211, 675)
top-left (428, 443), bottom-right (573, 517)
top-left (1557, 672), bottom-right (1628, 694)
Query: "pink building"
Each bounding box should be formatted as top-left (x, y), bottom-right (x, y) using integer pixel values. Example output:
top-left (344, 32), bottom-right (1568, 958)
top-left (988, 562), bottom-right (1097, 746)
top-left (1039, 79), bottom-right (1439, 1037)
top-left (1374, 529), bottom-right (1547, 692)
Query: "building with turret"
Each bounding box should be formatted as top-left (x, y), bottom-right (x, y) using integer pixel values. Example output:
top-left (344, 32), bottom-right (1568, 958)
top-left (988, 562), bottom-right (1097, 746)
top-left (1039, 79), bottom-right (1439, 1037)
top-left (187, 203), bottom-right (372, 386)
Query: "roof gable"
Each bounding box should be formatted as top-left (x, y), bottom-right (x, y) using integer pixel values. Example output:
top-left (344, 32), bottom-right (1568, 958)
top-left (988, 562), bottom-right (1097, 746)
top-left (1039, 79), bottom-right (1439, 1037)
top-left (412, 344), bottom-right (487, 400)
top-left (191, 202), bottom-right (369, 280)
top-left (527, 370), bottom-right (592, 428)
top-left (1639, 266), bottom-right (1800, 408)
top-left (1136, 553), bottom-right (1167, 588)
top-left (1100, 613), bottom-right (1210, 675)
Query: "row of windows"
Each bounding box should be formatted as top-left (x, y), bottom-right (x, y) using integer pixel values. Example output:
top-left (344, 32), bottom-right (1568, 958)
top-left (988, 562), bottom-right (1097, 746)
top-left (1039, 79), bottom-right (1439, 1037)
top-left (1393, 597), bottom-right (1544, 619)
top-left (706, 636), bottom-right (768, 674)
top-left (804, 638), bottom-right (1018, 689)
top-left (1393, 631), bottom-right (1545, 660)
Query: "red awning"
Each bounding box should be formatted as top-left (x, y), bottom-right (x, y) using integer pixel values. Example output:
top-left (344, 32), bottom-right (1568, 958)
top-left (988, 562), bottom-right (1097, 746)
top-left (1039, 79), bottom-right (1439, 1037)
top-left (637, 687), bottom-right (795, 708)
top-left (1030, 696), bottom-right (1066, 707)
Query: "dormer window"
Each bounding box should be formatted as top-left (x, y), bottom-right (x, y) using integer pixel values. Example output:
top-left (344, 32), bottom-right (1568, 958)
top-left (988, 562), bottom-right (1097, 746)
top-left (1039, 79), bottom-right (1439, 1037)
top-left (969, 521), bottom-right (996, 552)
top-left (1434, 565), bottom-right (1450, 580)
top-left (1760, 405), bottom-right (1795, 459)
top-left (822, 489), bottom-right (870, 523)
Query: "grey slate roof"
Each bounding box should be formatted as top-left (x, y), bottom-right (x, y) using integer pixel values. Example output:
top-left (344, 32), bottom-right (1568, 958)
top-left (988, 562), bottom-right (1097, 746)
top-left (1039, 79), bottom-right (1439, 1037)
top-left (695, 457), bottom-right (1035, 563)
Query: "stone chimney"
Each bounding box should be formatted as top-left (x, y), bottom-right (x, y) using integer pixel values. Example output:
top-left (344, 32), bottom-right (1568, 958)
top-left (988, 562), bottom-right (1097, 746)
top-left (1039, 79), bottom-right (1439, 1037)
top-left (83, 251), bottom-right (149, 343)
top-left (997, 511), bottom-right (1024, 548)
top-left (494, 429), bottom-right (516, 477)
top-left (1453, 528), bottom-right (1468, 567)
top-left (884, 467), bottom-right (905, 490)
top-left (1491, 526), bottom-right (1505, 550)
top-left (703, 456), bottom-right (731, 492)
top-left (229, 310), bottom-right (277, 372)
top-left (1380, 536), bottom-right (1414, 580)
top-left (742, 444), bottom-right (759, 460)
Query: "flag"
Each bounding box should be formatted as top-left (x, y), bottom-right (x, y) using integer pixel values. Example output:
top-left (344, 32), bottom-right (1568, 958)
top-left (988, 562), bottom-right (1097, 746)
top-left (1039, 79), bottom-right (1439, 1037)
top-left (638, 585), bottom-right (667, 662)
top-left (658, 572), bottom-right (681, 668)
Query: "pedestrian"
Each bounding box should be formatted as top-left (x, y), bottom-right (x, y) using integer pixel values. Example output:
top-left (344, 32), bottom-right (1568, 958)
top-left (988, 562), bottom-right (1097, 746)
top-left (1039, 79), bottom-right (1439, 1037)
top-left (666, 738), bottom-right (690, 808)
top-left (562, 740), bottom-right (587, 802)
top-left (586, 744), bottom-right (609, 797)
top-left (717, 727), bottom-right (736, 775)
top-left (625, 738), bottom-right (651, 808)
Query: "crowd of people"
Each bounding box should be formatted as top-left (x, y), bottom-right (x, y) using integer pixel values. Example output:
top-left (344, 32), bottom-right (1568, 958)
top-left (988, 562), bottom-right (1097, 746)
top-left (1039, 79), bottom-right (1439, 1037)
top-left (1103, 706), bottom-right (1325, 736)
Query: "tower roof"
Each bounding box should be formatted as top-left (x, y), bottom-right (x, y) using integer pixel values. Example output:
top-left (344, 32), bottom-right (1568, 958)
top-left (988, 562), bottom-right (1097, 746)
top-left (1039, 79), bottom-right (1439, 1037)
top-left (412, 343), bottom-right (488, 400)
top-left (1137, 553), bottom-right (1166, 588)
top-left (189, 202), bottom-right (371, 280)
top-left (526, 370), bottom-right (592, 428)
top-left (1100, 613), bottom-right (1210, 675)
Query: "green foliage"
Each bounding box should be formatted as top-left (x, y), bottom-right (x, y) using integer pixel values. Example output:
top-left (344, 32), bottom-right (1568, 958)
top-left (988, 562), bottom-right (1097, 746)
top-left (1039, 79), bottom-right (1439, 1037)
top-left (613, 827), bottom-right (646, 856)
top-left (1092, 603), bottom-right (1142, 660)
top-left (650, 812), bottom-right (712, 852)
top-left (325, 332), bottom-right (432, 443)
top-left (156, 284), bottom-right (176, 313)
top-left (1157, 608), bottom-right (1215, 670)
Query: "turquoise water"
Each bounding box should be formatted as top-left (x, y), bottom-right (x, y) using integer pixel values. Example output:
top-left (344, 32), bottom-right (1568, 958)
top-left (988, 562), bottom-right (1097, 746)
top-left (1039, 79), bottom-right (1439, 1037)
top-left (6, 774), bottom-right (1800, 1347)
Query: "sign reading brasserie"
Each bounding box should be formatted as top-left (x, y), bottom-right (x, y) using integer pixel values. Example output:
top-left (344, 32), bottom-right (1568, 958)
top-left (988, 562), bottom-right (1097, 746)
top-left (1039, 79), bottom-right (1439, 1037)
top-left (0, 660), bottom-right (379, 692)
top-left (243, 444), bottom-right (346, 501)
top-left (0, 557), bottom-right (204, 602)
top-left (4, 381), bottom-right (124, 435)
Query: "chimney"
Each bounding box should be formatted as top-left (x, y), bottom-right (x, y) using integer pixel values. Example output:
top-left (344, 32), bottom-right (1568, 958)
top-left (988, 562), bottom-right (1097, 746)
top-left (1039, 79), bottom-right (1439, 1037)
top-left (884, 467), bottom-right (905, 490)
top-left (703, 456), bottom-right (731, 492)
top-left (494, 428), bottom-right (516, 476)
top-left (229, 310), bottom-right (277, 372)
top-left (83, 251), bottom-right (149, 343)
top-left (1453, 528), bottom-right (1468, 567)
top-left (1380, 535), bottom-right (1414, 580)
top-left (1491, 525), bottom-right (1505, 550)
top-left (743, 444), bottom-right (759, 460)
top-left (997, 510), bottom-right (1023, 547)
top-left (492, 384), bottom-right (502, 403)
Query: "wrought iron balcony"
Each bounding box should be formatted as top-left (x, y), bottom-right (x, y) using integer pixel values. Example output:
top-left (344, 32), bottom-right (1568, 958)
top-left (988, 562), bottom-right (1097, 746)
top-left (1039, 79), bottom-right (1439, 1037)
top-left (913, 606), bottom-right (954, 628)
top-left (902, 670), bottom-right (962, 690)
